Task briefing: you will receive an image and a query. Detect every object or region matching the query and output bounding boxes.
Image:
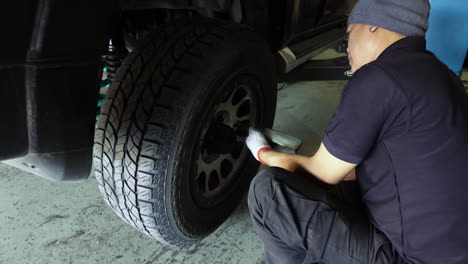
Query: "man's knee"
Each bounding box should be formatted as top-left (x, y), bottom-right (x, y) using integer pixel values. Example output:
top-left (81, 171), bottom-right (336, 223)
top-left (248, 168), bottom-right (274, 205)
top-left (248, 167), bottom-right (291, 216)
top-left (249, 167), bottom-right (289, 199)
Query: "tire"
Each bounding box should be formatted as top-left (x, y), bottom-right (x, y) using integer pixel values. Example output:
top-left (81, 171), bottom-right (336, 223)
top-left (93, 18), bottom-right (277, 246)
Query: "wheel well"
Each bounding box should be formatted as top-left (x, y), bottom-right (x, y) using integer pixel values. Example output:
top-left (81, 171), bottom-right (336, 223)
top-left (120, 0), bottom-right (243, 23)
top-left (117, 0), bottom-right (284, 50)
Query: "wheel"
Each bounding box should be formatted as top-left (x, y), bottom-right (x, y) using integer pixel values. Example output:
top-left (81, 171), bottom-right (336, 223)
top-left (93, 18), bottom-right (277, 246)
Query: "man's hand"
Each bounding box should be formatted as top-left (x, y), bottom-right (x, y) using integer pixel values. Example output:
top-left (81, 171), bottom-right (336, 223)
top-left (245, 128), bottom-right (272, 164)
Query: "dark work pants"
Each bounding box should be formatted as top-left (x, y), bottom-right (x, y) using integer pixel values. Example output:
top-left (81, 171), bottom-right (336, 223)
top-left (247, 167), bottom-right (405, 264)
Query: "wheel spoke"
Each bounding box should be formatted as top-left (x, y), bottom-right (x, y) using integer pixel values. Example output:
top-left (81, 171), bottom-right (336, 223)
top-left (197, 155), bottom-right (209, 175)
top-left (197, 153), bottom-right (239, 195)
top-left (234, 97), bottom-right (250, 107)
top-left (217, 86), bottom-right (251, 126)
top-left (236, 116), bottom-right (250, 122)
top-left (216, 101), bottom-right (237, 116)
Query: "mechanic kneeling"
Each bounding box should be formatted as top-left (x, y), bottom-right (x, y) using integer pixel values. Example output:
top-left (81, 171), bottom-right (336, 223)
top-left (246, 0), bottom-right (468, 263)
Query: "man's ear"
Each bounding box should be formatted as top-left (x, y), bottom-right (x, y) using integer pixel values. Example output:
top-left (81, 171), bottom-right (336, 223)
top-left (369, 26), bottom-right (379, 32)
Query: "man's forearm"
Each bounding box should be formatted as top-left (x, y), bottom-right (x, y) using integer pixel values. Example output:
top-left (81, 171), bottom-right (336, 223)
top-left (259, 149), bottom-right (305, 173)
top-left (259, 149), bottom-right (332, 183)
top-left (259, 146), bottom-right (356, 185)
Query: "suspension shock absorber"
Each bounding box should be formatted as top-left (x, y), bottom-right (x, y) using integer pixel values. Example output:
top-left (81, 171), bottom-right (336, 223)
top-left (97, 39), bottom-right (124, 120)
top-left (97, 15), bottom-right (129, 120)
top-left (103, 39), bottom-right (122, 82)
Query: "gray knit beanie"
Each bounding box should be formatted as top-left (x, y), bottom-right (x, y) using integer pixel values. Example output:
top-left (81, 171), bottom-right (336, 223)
top-left (348, 0), bottom-right (430, 37)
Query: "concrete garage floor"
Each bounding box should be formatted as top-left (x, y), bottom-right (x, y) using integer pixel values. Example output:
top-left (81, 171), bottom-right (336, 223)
top-left (0, 81), bottom-right (345, 264)
top-left (1, 50), bottom-right (467, 264)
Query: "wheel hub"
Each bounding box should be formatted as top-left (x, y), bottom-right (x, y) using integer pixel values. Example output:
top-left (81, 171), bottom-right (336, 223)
top-left (203, 123), bottom-right (237, 155)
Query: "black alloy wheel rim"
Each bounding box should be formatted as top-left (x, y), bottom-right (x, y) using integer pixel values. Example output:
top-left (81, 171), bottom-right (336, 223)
top-left (190, 76), bottom-right (259, 208)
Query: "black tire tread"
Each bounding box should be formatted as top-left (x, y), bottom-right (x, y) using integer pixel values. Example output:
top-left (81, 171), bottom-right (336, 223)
top-left (94, 18), bottom-right (259, 246)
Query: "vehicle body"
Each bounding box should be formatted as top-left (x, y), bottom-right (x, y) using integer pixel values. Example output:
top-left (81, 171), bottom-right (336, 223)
top-left (1, 0), bottom-right (355, 246)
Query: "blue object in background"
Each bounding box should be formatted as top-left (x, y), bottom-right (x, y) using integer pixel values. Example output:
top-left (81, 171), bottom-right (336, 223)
top-left (426, 0), bottom-right (468, 76)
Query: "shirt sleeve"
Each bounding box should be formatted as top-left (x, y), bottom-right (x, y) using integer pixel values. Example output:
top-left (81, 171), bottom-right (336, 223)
top-left (322, 64), bottom-right (403, 164)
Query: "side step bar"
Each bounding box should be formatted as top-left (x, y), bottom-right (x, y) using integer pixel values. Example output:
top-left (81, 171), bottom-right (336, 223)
top-left (277, 27), bottom-right (347, 73)
top-left (279, 56), bottom-right (352, 82)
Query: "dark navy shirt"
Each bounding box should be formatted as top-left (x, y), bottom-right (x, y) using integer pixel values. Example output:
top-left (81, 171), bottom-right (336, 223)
top-left (323, 37), bottom-right (468, 264)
